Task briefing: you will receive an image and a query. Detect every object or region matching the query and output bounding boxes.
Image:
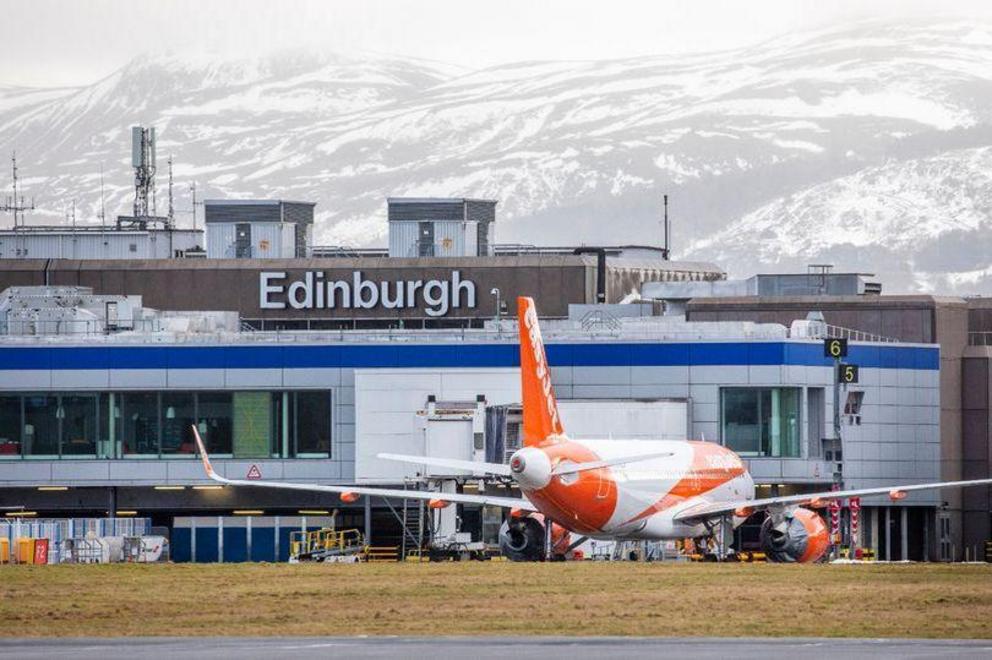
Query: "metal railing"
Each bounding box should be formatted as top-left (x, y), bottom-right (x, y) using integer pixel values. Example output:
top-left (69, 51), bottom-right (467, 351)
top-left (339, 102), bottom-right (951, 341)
top-left (0, 319), bottom-right (910, 346)
top-left (1, 318), bottom-right (144, 335)
top-left (802, 323), bottom-right (899, 344)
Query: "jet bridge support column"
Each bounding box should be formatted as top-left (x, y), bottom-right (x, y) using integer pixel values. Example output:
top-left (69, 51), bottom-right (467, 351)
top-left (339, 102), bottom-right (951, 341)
top-left (364, 497), bottom-right (372, 546)
top-left (435, 480), bottom-right (458, 541)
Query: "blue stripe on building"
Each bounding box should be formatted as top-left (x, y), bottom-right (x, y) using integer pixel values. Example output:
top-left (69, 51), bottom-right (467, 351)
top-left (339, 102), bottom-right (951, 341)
top-left (0, 341), bottom-right (940, 371)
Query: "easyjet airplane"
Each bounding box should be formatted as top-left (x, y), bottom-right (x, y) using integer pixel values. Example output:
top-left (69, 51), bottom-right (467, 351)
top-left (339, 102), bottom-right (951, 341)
top-left (193, 296), bottom-right (992, 562)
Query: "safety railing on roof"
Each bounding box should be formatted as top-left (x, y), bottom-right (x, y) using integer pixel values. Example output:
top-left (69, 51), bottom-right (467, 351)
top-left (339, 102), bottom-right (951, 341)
top-left (808, 323), bottom-right (900, 344)
top-left (1, 318), bottom-right (145, 335)
top-left (0, 318), bottom-right (901, 345)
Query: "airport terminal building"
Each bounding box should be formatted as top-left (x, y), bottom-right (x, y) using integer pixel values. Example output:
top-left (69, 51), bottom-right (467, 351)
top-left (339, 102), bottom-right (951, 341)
top-left (0, 286), bottom-right (945, 562)
top-left (0, 198), bottom-right (987, 563)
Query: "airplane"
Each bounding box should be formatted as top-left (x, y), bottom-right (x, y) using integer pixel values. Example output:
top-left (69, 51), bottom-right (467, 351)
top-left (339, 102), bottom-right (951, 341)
top-left (193, 296), bottom-right (992, 563)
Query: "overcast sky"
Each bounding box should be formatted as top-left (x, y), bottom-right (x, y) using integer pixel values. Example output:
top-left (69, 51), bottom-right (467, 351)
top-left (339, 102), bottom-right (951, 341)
top-left (1, 0), bottom-right (990, 87)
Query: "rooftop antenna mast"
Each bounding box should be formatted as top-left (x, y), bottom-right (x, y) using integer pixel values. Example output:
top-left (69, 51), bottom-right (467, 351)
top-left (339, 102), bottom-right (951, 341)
top-left (1, 152), bottom-right (35, 229)
top-left (189, 181), bottom-right (200, 230)
top-left (663, 194), bottom-right (670, 260)
top-left (130, 126), bottom-right (157, 220)
top-left (98, 163), bottom-right (107, 227)
top-left (167, 155), bottom-right (174, 229)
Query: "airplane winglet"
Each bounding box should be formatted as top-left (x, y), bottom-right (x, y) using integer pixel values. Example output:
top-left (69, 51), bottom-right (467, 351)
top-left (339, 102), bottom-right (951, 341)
top-left (191, 425), bottom-right (215, 478)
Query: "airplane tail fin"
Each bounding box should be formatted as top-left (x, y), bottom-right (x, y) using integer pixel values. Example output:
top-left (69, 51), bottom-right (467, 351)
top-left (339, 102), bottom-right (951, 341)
top-left (517, 296), bottom-right (565, 446)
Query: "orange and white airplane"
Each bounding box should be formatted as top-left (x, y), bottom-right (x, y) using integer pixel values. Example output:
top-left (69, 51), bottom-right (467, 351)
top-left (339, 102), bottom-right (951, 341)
top-left (193, 296), bottom-right (992, 562)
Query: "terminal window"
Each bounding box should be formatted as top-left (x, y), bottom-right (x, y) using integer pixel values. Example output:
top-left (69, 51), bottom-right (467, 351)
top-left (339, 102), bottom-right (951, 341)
top-left (0, 390), bottom-right (332, 459)
top-left (720, 387), bottom-right (801, 458)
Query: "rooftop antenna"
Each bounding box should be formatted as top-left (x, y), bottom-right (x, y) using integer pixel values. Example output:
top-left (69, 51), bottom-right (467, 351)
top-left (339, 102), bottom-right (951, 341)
top-left (1, 152), bottom-right (35, 229)
top-left (98, 163), bottom-right (107, 227)
top-left (663, 194), bottom-right (670, 260)
top-left (167, 155), bottom-right (174, 229)
top-left (131, 126), bottom-right (156, 219)
top-left (71, 199), bottom-right (76, 228)
top-left (189, 181), bottom-right (199, 230)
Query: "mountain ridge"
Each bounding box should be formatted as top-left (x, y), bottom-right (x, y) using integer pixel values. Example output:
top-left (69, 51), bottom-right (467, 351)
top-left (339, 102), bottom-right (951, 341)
top-left (2, 21), bottom-right (992, 292)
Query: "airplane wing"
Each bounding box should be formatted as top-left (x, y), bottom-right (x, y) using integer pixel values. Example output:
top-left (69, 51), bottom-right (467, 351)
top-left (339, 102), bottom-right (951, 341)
top-left (192, 427), bottom-right (537, 512)
top-left (673, 477), bottom-right (992, 523)
top-left (378, 451), bottom-right (675, 477)
top-left (377, 453), bottom-right (513, 477)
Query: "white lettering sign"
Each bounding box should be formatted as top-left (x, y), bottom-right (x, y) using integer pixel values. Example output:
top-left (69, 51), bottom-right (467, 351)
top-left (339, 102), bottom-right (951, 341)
top-left (259, 270), bottom-right (476, 317)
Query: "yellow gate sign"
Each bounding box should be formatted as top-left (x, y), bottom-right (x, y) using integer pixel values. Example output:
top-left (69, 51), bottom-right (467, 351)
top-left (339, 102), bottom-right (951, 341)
top-left (824, 338), bottom-right (848, 358)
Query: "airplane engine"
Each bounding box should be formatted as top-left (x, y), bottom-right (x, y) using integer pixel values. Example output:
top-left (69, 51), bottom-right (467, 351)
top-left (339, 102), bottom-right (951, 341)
top-left (759, 507), bottom-right (829, 563)
top-left (498, 514), bottom-right (571, 561)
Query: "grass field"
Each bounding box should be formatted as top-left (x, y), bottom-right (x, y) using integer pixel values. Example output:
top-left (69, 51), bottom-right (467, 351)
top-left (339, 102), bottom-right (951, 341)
top-left (2, 562), bottom-right (991, 638)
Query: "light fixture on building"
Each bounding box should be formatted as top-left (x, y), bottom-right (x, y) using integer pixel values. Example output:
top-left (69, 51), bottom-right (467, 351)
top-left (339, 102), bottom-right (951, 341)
top-left (115, 510), bottom-right (137, 516)
top-left (233, 510), bottom-right (264, 516)
top-left (192, 485), bottom-right (223, 491)
top-left (153, 485), bottom-right (185, 491)
top-left (166, 406), bottom-right (176, 420)
top-left (37, 486), bottom-right (68, 491)
top-left (5, 511), bottom-right (36, 517)
top-left (297, 509), bottom-right (330, 515)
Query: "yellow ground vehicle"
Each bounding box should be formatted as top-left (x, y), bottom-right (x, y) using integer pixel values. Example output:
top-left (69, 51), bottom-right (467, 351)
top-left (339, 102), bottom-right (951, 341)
top-left (288, 528), bottom-right (366, 563)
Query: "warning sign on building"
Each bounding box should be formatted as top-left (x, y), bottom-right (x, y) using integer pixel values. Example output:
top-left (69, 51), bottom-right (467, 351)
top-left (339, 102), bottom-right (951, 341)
top-left (246, 464), bottom-right (262, 480)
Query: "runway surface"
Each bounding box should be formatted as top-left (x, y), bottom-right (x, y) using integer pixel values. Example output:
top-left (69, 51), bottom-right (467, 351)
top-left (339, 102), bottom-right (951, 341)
top-left (1, 637), bottom-right (991, 659)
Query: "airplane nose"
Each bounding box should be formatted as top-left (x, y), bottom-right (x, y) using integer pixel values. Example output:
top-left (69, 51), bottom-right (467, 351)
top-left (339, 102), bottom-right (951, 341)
top-left (509, 447), bottom-right (552, 490)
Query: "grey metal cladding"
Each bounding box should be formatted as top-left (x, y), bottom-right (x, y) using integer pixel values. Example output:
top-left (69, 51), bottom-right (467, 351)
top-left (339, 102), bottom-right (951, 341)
top-left (283, 203), bottom-right (315, 225)
top-left (388, 200), bottom-right (463, 222)
top-left (466, 200), bottom-right (496, 224)
top-left (206, 203), bottom-right (281, 224)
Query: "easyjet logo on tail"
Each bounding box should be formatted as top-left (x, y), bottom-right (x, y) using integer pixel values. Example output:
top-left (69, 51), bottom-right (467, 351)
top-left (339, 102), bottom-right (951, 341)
top-left (523, 304), bottom-right (560, 432)
top-left (518, 297), bottom-right (565, 445)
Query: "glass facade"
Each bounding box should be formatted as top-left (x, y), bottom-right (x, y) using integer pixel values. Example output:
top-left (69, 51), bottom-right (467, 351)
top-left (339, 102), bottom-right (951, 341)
top-left (721, 387), bottom-right (802, 458)
top-left (0, 390), bottom-right (332, 459)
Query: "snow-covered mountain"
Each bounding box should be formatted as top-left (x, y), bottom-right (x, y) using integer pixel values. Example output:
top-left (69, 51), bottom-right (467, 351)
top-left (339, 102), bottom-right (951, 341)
top-left (2, 21), bottom-right (992, 292)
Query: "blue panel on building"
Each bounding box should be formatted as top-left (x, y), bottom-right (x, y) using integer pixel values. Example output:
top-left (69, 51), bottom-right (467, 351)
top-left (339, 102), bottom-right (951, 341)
top-left (194, 527), bottom-right (219, 563)
top-left (0, 347), bottom-right (52, 369)
top-left (848, 345), bottom-right (880, 369)
top-left (746, 343), bottom-right (786, 365)
top-left (278, 526), bottom-right (296, 562)
top-left (171, 527), bottom-right (191, 563)
top-left (916, 348), bottom-right (940, 370)
top-left (626, 343), bottom-right (690, 366)
top-left (0, 340), bottom-right (941, 371)
top-left (282, 345), bottom-right (343, 368)
top-left (107, 346), bottom-right (171, 370)
top-left (457, 344), bottom-right (520, 367)
top-left (688, 343), bottom-right (747, 366)
top-left (168, 346), bottom-right (227, 370)
top-left (47, 347), bottom-right (110, 369)
top-left (339, 345), bottom-right (402, 368)
top-left (251, 527), bottom-right (276, 562)
top-left (224, 346), bottom-right (284, 369)
top-left (222, 527), bottom-right (248, 562)
top-left (569, 343), bottom-right (631, 367)
top-left (785, 343), bottom-right (832, 368)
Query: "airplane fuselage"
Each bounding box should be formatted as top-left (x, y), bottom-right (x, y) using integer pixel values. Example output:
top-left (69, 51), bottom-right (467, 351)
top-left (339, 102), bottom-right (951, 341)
top-left (513, 438), bottom-right (756, 540)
